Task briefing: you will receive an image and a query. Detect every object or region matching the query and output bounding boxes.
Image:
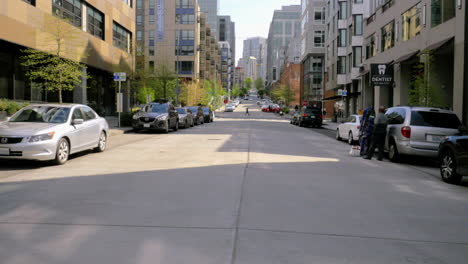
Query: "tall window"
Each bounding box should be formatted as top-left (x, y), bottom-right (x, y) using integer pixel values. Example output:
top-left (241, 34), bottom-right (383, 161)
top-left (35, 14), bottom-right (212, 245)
top-left (431, 0), bottom-right (456, 27)
top-left (176, 45), bottom-right (195, 56)
top-left (178, 61), bottom-right (194, 73)
top-left (337, 56), bottom-right (346, 74)
top-left (149, 15), bottom-right (154, 24)
top-left (149, 46), bottom-right (154, 56)
top-left (285, 21), bottom-right (292, 35)
top-left (87, 5), bottom-right (104, 40)
top-left (136, 30), bottom-right (143, 41)
top-left (314, 7), bottom-right (326, 24)
top-left (314, 30), bottom-right (325, 47)
top-left (402, 3), bottom-right (422, 41)
top-left (113, 22), bottom-right (132, 52)
top-left (176, 30), bottom-right (195, 41)
top-left (136, 0), bottom-right (142, 9)
top-left (381, 20), bottom-right (395, 51)
top-left (176, 0), bottom-right (195, 8)
top-left (178, 14), bottom-right (195, 24)
top-left (137, 15), bottom-right (142, 25)
top-left (353, 15), bottom-right (363, 36)
top-left (338, 29), bottom-right (347, 47)
top-left (338, 1), bottom-right (348, 20)
top-left (353, 46), bottom-right (362, 67)
top-left (365, 34), bottom-right (377, 59)
top-left (52, 0), bottom-right (82, 28)
top-left (149, 0), bottom-right (154, 8)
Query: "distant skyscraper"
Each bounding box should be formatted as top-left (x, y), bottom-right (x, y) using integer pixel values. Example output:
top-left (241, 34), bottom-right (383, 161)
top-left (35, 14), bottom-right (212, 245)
top-left (198, 0), bottom-right (219, 37)
top-left (266, 5), bottom-right (301, 87)
top-left (218, 16), bottom-right (236, 62)
top-left (243, 37), bottom-right (267, 81)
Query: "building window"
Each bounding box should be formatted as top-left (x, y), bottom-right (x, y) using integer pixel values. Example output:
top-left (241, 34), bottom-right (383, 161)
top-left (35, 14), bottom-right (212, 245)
top-left (338, 29), bottom-right (347, 47)
top-left (176, 0), bottom-right (195, 8)
top-left (382, 0), bottom-right (395, 13)
top-left (136, 44), bottom-right (143, 56)
top-left (87, 5), bottom-right (104, 40)
top-left (354, 0), bottom-right (363, 3)
top-left (149, 15), bottom-right (154, 24)
top-left (137, 15), bottom-right (142, 25)
top-left (149, 61), bottom-right (155, 72)
top-left (402, 3), bottom-right (422, 41)
top-left (431, 0), bottom-right (456, 27)
top-left (52, 0), bottom-right (82, 28)
top-left (365, 34), bottom-right (377, 59)
top-left (285, 21), bottom-right (292, 35)
top-left (113, 22), bottom-right (132, 52)
top-left (149, 30), bottom-right (155, 40)
top-left (176, 45), bottom-right (194, 56)
top-left (177, 61), bottom-right (194, 73)
top-left (381, 20), bottom-right (395, 51)
top-left (337, 56), bottom-right (346, 74)
top-left (314, 30), bottom-right (325, 47)
top-left (273, 21), bottom-right (283, 34)
top-left (338, 1), bottom-right (347, 20)
top-left (136, 30), bottom-right (143, 41)
top-left (136, 0), bottom-right (142, 9)
top-left (314, 7), bottom-right (326, 24)
top-left (353, 46), bottom-right (362, 67)
top-left (178, 14), bottom-right (195, 24)
top-left (22, 0), bottom-right (36, 6)
top-left (149, 46), bottom-right (154, 56)
top-left (353, 15), bottom-right (363, 36)
top-left (176, 30), bottom-right (195, 41)
top-left (149, 0), bottom-right (154, 8)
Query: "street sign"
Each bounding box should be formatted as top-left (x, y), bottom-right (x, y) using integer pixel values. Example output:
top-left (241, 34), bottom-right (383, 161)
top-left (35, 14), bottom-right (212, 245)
top-left (370, 64), bottom-right (393, 86)
top-left (116, 93), bottom-right (123, 113)
top-left (113, 72), bottom-right (127, 82)
top-left (337, 89), bottom-right (343, 96)
top-left (224, 99), bottom-right (228, 104)
top-left (342, 90), bottom-right (348, 96)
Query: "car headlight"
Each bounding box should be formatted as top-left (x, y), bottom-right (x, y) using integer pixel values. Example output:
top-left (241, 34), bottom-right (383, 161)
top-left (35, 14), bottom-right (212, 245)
top-left (29, 132), bottom-right (55, 143)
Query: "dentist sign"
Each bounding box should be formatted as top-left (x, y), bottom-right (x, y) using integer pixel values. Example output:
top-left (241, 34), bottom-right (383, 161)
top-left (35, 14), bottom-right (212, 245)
top-left (370, 64), bottom-right (394, 86)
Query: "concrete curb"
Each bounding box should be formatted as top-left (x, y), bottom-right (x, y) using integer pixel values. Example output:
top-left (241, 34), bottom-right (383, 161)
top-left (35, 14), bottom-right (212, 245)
top-left (109, 127), bottom-right (133, 137)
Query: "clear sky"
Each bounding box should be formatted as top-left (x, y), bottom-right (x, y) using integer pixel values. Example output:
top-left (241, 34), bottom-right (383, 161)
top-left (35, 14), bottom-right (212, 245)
top-left (218, 0), bottom-right (301, 64)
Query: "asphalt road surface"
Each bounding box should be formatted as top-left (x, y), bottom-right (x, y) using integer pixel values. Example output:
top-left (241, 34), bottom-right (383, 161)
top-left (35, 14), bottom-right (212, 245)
top-left (1, 101), bottom-right (467, 264)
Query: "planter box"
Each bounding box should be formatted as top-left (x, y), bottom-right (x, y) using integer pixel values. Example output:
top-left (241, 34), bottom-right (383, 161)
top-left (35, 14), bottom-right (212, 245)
top-left (0, 111), bottom-right (7, 121)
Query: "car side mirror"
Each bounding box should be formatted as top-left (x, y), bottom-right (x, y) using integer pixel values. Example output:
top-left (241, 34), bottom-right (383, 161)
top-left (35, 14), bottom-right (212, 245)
top-left (72, 119), bottom-right (84, 125)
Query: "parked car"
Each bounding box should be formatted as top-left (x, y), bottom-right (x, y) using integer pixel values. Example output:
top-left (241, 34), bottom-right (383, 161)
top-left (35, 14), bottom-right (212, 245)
top-left (0, 104), bottom-right (109, 165)
top-left (187, 106), bottom-right (204, 125)
top-left (290, 111), bottom-right (301, 125)
top-left (132, 102), bottom-right (179, 133)
top-left (225, 104), bottom-right (236, 112)
top-left (202, 107), bottom-right (214, 123)
top-left (261, 104), bottom-right (270, 112)
top-left (438, 128), bottom-right (468, 184)
top-left (336, 114), bottom-right (362, 145)
top-left (385, 106), bottom-right (462, 162)
top-left (296, 107), bottom-right (323, 128)
top-left (176, 107), bottom-right (194, 129)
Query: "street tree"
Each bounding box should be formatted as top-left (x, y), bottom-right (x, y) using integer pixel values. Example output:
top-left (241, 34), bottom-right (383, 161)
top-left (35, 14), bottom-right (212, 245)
top-left (154, 62), bottom-right (177, 100)
top-left (272, 84), bottom-right (295, 107)
top-left (231, 84), bottom-right (241, 98)
top-left (254, 78), bottom-right (264, 90)
top-left (244, 77), bottom-right (253, 91)
top-left (21, 14), bottom-right (87, 103)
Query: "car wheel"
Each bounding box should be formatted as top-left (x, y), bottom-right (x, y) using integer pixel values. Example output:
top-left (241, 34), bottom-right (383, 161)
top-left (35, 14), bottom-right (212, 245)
top-left (389, 140), bottom-right (400, 162)
top-left (54, 138), bottom-right (69, 165)
top-left (336, 129), bottom-right (341, 140)
top-left (299, 121), bottom-right (304, 127)
top-left (164, 121), bottom-right (170, 133)
top-left (133, 127), bottom-right (140, 133)
top-left (440, 149), bottom-right (462, 184)
top-left (348, 132), bottom-right (354, 145)
top-left (94, 131), bottom-right (107, 152)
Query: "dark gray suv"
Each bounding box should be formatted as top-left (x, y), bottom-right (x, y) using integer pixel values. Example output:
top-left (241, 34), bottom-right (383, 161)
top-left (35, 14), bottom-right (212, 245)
top-left (132, 102), bottom-right (179, 133)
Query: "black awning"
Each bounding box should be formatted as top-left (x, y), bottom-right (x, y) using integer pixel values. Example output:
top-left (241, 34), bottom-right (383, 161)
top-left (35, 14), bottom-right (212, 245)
top-left (421, 37), bottom-right (454, 53)
top-left (393, 50), bottom-right (419, 64)
top-left (322, 95), bottom-right (343, 101)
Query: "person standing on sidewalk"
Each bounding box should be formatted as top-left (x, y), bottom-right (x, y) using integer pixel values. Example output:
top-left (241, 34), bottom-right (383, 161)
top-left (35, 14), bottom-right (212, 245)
top-left (245, 107), bottom-right (249, 116)
top-left (363, 106), bottom-right (388, 161)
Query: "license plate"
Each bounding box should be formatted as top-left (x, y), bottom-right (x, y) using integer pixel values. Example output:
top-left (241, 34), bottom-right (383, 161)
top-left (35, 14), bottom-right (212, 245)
top-left (0, 148), bottom-right (10, 156)
top-left (144, 124), bottom-right (151, 128)
top-left (426, 135), bottom-right (444, 143)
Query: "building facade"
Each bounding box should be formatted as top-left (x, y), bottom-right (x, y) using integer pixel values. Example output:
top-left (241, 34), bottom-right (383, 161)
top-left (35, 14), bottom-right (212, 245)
top-left (266, 5), bottom-right (302, 88)
top-left (300, 0), bottom-right (327, 108)
top-left (218, 15), bottom-right (236, 91)
top-left (243, 37), bottom-right (267, 81)
top-left (199, 12), bottom-right (221, 83)
top-left (218, 41), bottom-right (232, 90)
top-left (0, 0), bottom-right (135, 114)
top-left (198, 0), bottom-right (219, 38)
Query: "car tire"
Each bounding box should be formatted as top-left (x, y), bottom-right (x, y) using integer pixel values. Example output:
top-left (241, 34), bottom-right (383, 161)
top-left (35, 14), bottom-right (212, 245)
top-left (299, 121), bottom-right (304, 127)
top-left (348, 132), bottom-right (354, 145)
top-left (164, 121), bottom-right (170, 133)
top-left (133, 128), bottom-right (141, 133)
top-left (336, 129), bottom-right (341, 141)
top-left (389, 139), bottom-right (400, 162)
top-left (94, 131), bottom-right (107, 153)
top-left (440, 149), bottom-right (462, 184)
top-left (54, 138), bottom-right (69, 165)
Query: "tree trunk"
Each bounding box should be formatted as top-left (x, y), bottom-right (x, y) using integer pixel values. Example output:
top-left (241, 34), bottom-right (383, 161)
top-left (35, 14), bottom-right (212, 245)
top-left (59, 88), bottom-right (62, 104)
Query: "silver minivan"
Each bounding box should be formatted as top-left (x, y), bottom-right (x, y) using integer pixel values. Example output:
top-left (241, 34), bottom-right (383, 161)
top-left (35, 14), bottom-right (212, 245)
top-left (385, 106), bottom-right (461, 162)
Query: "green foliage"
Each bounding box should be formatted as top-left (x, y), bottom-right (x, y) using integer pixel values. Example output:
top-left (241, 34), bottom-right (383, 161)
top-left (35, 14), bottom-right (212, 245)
top-left (240, 87), bottom-right (249, 97)
top-left (231, 84), bottom-right (241, 97)
top-left (244, 78), bottom-right (253, 90)
top-left (254, 78), bottom-right (264, 90)
top-left (281, 107), bottom-right (290, 114)
top-left (0, 99), bottom-right (29, 115)
top-left (409, 52), bottom-right (446, 108)
top-left (272, 84), bottom-right (295, 106)
top-left (21, 49), bottom-right (85, 104)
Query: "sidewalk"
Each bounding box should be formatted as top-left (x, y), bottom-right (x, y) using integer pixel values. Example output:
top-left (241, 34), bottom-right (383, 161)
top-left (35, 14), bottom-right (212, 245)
top-left (105, 116), bottom-right (133, 136)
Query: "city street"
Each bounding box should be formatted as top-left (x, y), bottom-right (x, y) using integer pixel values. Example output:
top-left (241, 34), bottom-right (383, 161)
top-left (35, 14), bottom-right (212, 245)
top-left (0, 102), bottom-right (468, 263)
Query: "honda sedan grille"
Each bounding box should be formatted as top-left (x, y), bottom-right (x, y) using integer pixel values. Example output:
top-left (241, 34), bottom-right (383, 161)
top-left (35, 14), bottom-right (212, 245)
top-left (0, 137), bottom-right (23, 144)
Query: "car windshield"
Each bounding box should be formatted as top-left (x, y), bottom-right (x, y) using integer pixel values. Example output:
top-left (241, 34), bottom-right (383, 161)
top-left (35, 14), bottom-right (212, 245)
top-left (176, 108), bottom-right (186, 114)
top-left (410, 111), bottom-right (461, 129)
top-left (304, 108), bottom-right (321, 114)
top-left (188, 107), bottom-right (199, 113)
top-left (9, 106), bottom-right (71, 124)
top-left (202, 108), bottom-right (209, 113)
top-left (149, 104), bottom-right (168, 113)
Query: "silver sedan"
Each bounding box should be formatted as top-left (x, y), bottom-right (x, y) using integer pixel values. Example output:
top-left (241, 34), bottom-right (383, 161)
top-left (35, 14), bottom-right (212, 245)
top-left (0, 104), bottom-right (109, 165)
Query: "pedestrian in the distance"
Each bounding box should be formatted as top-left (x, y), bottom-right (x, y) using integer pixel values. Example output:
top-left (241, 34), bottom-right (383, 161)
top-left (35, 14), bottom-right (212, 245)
top-left (363, 106), bottom-right (388, 161)
top-left (245, 107), bottom-right (249, 116)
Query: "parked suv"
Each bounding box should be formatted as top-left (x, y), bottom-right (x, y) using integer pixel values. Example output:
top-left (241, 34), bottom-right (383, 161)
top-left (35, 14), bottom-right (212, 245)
top-left (202, 107), bottom-right (214, 123)
top-left (187, 106), bottom-right (204, 125)
top-left (385, 106), bottom-right (462, 162)
top-left (132, 102), bottom-right (179, 133)
top-left (438, 128), bottom-right (468, 184)
top-left (297, 107), bottom-right (323, 128)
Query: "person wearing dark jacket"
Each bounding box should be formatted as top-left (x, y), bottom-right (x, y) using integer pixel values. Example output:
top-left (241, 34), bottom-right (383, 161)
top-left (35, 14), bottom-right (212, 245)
top-left (363, 106), bottom-right (388, 161)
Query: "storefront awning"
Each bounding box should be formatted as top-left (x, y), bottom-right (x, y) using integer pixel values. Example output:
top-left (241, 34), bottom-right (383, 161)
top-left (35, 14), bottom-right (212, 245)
top-left (421, 37), bottom-right (454, 53)
top-left (393, 50), bottom-right (419, 64)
